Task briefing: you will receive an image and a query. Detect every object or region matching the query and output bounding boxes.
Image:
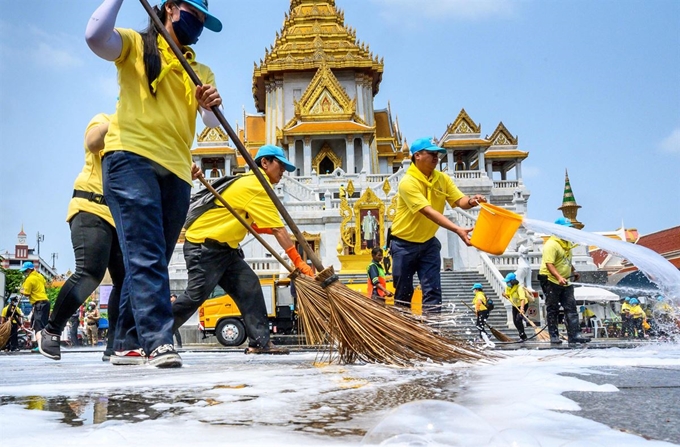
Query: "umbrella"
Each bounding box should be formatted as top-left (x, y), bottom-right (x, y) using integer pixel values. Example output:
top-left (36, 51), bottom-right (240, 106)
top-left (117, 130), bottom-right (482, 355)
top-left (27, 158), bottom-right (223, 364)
top-left (573, 286), bottom-right (621, 302)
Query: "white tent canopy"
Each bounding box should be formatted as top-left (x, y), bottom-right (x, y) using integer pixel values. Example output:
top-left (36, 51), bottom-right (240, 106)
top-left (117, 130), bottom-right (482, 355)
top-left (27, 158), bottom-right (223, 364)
top-left (574, 286), bottom-right (620, 302)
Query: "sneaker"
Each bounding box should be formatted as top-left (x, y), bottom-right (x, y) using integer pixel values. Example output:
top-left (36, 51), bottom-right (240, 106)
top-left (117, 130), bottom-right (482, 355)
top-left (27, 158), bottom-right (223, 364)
top-left (37, 330), bottom-right (61, 360)
top-left (110, 349), bottom-right (146, 366)
top-left (550, 336), bottom-right (563, 345)
top-left (148, 344), bottom-right (182, 368)
top-left (245, 341), bottom-right (290, 355)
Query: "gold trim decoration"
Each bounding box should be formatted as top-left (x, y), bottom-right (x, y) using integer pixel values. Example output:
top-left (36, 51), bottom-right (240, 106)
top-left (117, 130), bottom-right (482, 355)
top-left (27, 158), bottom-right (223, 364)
top-left (444, 108), bottom-right (481, 135)
top-left (353, 188), bottom-right (385, 254)
top-left (290, 231), bottom-right (322, 257)
top-left (312, 142), bottom-right (342, 173)
top-left (386, 194), bottom-right (398, 221)
top-left (339, 194), bottom-right (354, 249)
top-left (197, 126), bottom-right (229, 143)
top-left (486, 121), bottom-right (518, 146)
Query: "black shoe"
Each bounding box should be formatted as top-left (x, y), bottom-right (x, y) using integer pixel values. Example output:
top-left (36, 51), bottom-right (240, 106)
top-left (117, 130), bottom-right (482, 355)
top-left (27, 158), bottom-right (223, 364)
top-left (550, 336), bottom-right (563, 345)
top-left (568, 335), bottom-right (591, 344)
top-left (37, 330), bottom-right (61, 360)
top-left (245, 341), bottom-right (290, 355)
top-left (519, 333), bottom-right (528, 341)
top-left (148, 344), bottom-right (182, 368)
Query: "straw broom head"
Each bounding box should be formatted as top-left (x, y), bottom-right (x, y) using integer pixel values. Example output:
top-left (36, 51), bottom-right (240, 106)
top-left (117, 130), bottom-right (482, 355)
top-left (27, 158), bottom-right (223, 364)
top-left (312, 266), bottom-right (493, 366)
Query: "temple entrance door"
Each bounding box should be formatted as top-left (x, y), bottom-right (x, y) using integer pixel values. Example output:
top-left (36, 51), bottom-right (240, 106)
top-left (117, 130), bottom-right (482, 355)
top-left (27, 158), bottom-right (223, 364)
top-left (319, 157), bottom-right (334, 175)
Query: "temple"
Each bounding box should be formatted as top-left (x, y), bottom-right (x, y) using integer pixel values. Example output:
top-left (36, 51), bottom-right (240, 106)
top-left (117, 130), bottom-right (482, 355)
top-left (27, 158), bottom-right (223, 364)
top-left (170, 0), bottom-right (549, 295)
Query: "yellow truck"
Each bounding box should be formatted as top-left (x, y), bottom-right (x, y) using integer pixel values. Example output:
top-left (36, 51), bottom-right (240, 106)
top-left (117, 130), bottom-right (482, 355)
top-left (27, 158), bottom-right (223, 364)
top-left (198, 275), bottom-right (421, 346)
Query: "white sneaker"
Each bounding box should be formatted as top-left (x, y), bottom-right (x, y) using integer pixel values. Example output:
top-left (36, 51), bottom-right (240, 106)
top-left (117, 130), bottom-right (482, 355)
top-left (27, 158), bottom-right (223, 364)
top-left (110, 349), bottom-right (146, 366)
top-left (148, 344), bottom-right (182, 368)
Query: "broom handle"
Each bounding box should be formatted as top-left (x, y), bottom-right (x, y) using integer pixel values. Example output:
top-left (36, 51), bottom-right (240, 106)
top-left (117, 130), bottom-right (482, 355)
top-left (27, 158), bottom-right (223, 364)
top-left (139, 0), bottom-right (323, 272)
top-left (196, 175), bottom-right (294, 272)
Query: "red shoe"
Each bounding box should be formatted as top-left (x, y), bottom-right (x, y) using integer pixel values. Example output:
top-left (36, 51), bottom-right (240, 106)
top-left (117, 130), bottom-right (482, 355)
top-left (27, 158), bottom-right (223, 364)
top-left (110, 349), bottom-right (146, 366)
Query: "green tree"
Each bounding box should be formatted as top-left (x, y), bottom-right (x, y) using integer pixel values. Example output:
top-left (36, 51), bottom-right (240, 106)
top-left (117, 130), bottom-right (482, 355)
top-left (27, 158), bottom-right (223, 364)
top-left (1, 267), bottom-right (24, 299)
top-left (46, 284), bottom-right (61, 311)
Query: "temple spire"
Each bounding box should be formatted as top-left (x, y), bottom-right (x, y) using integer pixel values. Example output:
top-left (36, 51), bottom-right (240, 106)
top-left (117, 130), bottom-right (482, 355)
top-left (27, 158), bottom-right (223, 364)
top-left (558, 169), bottom-right (584, 229)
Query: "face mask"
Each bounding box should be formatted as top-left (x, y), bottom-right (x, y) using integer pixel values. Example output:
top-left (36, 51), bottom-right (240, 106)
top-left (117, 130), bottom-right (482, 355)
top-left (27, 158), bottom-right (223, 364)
top-left (172, 9), bottom-right (204, 46)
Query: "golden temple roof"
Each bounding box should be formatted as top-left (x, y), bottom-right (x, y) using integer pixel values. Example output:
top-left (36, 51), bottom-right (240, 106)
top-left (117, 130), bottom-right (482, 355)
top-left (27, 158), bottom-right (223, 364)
top-left (486, 121), bottom-right (518, 146)
top-left (444, 108), bottom-right (481, 135)
top-left (252, 0), bottom-right (384, 112)
top-left (484, 149), bottom-right (529, 159)
top-left (441, 139), bottom-right (492, 148)
top-left (284, 120), bottom-right (374, 135)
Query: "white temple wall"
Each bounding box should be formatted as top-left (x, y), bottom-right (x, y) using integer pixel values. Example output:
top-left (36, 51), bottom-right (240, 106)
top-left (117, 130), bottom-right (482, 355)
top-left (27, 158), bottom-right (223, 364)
top-left (282, 73), bottom-right (314, 123)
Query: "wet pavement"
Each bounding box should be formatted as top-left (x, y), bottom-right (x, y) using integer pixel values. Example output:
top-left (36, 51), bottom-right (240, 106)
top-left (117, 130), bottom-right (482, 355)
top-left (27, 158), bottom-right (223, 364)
top-left (562, 365), bottom-right (680, 444)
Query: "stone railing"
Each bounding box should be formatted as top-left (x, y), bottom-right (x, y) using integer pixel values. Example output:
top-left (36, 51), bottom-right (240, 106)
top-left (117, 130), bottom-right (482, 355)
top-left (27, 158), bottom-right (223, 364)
top-left (450, 207), bottom-right (478, 228)
top-left (280, 176), bottom-right (319, 202)
top-left (283, 201), bottom-right (327, 212)
top-left (493, 180), bottom-right (520, 189)
top-left (453, 171), bottom-right (483, 180)
top-left (247, 257), bottom-right (282, 274)
top-left (488, 253), bottom-right (542, 269)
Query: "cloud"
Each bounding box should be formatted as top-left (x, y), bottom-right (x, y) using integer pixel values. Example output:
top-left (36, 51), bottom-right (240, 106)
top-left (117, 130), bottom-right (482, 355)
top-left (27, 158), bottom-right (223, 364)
top-left (370, 0), bottom-right (517, 22)
top-left (659, 128), bottom-right (680, 155)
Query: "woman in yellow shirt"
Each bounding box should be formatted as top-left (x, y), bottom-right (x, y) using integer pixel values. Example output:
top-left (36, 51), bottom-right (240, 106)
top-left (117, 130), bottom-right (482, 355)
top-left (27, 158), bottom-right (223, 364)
top-left (472, 283), bottom-right (490, 338)
top-left (85, 0), bottom-right (223, 368)
top-left (502, 272), bottom-right (528, 341)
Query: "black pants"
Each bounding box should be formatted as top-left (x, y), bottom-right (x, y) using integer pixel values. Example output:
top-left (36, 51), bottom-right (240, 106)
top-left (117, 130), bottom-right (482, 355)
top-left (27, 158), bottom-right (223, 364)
top-left (68, 313), bottom-right (80, 346)
top-left (45, 212), bottom-right (124, 354)
top-left (173, 329), bottom-right (183, 348)
top-left (476, 310), bottom-right (489, 336)
top-left (512, 304), bottom-right (528, 337)
top-left (172, 240), bottom-right (270, 348)
top-left (540, 279), bottom-right (582, 340)
top-left (31, 301), bottom-right (50, 333)
top-left (5, 322), bottom-right (19, 350)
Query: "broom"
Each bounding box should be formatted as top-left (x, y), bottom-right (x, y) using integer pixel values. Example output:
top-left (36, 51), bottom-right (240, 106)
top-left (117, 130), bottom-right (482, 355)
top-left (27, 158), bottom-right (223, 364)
top-left (141, 0), bottom-right (490, 365)
top-left (463, 301), bottom-right (513, 343)
top-left (0, 307), bottom-right (17, 349)
top-left (196, 176), bottom-right (489, 364)
top-left (514, 305), bottom-right (550, 341)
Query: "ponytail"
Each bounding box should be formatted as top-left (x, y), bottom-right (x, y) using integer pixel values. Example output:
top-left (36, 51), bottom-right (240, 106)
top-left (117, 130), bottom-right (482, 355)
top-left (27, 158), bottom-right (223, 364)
top-left (140, 2), bottom-right (176, 96)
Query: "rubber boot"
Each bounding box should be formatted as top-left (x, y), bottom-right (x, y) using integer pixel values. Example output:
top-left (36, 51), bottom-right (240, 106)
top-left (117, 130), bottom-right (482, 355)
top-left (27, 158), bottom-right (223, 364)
top-left (547, 312), bottom-right (562, 345)
top-left (566, 313), bottom-right (591, 344)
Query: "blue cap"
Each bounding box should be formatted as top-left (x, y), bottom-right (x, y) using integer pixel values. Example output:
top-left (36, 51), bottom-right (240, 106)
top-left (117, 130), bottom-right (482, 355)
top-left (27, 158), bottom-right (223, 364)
top-left (630, 298), bottom-right (639, 305)
top-left (255, 145), bottom-right (296, 172)
top-left (409, 137), bottom-right (446, 156)
top-left (504, 272), bottom-right (516, 282)
top-left (20, 261), bottom-right (34, 272)
top-left (554, 217), bottom-right (574, 227)
top-left (471, 283), bottom-right (483, 290)
top-left (161, 0), bottom-right (222, 32)
top-left (624, 297), bottom-right (631, 302)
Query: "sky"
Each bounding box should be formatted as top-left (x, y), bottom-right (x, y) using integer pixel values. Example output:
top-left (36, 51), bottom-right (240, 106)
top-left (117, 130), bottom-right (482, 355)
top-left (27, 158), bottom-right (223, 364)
top-left (1, 347), bottom-right (679, 446)
top-left (0, 0), bottom-right (678, 273)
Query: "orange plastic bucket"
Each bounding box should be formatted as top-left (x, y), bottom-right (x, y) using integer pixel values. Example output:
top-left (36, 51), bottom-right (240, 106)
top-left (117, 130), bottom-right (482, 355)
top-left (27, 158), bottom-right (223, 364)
top-left (470, 203), bottom-right (523, 255)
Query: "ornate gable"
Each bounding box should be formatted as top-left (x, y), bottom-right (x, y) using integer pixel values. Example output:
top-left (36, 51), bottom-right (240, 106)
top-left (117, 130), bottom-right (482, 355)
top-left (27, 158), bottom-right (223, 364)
top-left (197, 126), bottom-right (229, 144)
top-left (445, 108), bottom-right (481, 135)
top-left (284, 64), bottom-right (365, 129)
top-left (486, 122), bottom-right (518, 146)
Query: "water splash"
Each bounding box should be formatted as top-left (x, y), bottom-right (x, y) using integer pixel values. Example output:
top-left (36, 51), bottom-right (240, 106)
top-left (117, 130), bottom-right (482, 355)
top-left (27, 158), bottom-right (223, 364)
top-left (522, 218), bottom-right (680, 301)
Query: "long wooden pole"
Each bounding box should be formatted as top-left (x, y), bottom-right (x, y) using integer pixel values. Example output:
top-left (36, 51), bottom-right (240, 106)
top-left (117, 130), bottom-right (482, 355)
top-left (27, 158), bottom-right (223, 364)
top-left (139, 0), bottom-right (323, 271)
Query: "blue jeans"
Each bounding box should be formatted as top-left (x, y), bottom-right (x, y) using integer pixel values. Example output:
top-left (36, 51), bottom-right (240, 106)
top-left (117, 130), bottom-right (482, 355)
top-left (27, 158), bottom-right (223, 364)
top-left (103, 151), bottom-right (190, 354)
top-left (391, 236), bottom-right (442, 313)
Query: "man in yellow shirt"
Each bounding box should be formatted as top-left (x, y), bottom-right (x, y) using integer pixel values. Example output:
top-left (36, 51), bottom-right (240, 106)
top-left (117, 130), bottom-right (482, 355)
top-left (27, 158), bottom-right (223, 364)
top-left (20, 262), bottom-right (50, 338)
top-left (1, 297), bottom-right (25, 351)
top-left (538, 218), bottom-right (590, 346)
top-left (390, 137), bottom-right (485, 313)
top-left (172, 145), bottom-right (311, 354)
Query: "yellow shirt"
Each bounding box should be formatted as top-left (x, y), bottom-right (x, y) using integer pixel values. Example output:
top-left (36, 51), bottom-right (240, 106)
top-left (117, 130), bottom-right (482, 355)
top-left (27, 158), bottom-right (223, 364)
top-left (66, 114), bottom-right (115, 227)
top-left (391, 164), bottom-right (464, 243)
top-left (582, 307), bottom-right (596, 318)
top-left (473, 290), bottom-right (488, 312)
top-left (103, 29), bottom-right (216, 185)
top-left (504, 284), bottom-right (527, 308)
top-left (539, 236), bottom-right (575, 285)
top-left (628, 304), bottom-right (645, 319)
top-left (21, 271), bottom-right (48, 304)
top-left (621, 302), bottom-right (632, 315)
top-left (186, 169), bottom-right (284, 248)
top-left (1, 305), bottom-right (24, 323)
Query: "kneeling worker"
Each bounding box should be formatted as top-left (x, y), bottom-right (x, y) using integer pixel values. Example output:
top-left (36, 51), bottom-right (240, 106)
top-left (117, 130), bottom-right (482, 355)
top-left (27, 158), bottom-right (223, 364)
top-left (172, 145), bottom-right (312, 353)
